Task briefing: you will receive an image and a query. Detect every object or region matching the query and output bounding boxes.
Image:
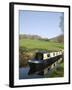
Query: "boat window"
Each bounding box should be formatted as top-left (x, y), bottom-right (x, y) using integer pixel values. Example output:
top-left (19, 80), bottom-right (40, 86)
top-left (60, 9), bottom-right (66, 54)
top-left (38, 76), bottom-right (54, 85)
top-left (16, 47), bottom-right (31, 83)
top-left (53, 53), bottom-right (55, 56)
top-left (47, 54), bottom-right (50, 57)
top-left (35, 53), bottom-right (43, 60)
top-left (54, 63), bottom-right (55, 66)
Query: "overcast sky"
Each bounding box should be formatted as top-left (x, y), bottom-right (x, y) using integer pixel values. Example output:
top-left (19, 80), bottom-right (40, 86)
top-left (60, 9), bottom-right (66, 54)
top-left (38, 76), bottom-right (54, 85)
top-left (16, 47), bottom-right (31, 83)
top-left (19, 10), bottom-right (63, 39)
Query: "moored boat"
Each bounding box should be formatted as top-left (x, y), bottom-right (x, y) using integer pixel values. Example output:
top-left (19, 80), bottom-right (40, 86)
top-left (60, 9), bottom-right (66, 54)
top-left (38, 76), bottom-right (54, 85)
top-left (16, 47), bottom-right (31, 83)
top-left (28, 51), bottom-right (63, 74)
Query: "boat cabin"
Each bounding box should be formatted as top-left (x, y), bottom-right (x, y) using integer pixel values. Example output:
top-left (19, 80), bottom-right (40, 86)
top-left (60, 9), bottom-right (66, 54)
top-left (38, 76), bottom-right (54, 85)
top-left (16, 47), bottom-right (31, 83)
top-left (35, 51), bottom-right (50, 60)
top-left (34, 50), bottom-right (63, 60)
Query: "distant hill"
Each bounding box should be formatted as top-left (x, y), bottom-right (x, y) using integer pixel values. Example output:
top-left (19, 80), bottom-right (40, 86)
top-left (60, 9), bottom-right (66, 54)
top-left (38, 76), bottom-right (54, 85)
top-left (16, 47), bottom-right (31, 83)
top-left (50, 34), bottom-right (64, 43)
top-left (19, 34), bottom-right (42, 39)
top-left (19, 34), bottom-right (50, 41)
top-left (19, 34), bottom-right (64, 43)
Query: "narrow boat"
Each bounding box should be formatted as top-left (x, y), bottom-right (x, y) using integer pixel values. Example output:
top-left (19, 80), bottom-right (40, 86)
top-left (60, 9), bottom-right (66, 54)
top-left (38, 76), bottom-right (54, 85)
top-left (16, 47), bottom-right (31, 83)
top-left (28, 51), bottom-right (63, 74)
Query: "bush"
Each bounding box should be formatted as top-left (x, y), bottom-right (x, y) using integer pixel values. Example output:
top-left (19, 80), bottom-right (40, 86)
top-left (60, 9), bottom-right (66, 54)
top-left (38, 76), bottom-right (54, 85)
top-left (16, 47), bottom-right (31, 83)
top-left (19, 51), bottom-right (33, 67)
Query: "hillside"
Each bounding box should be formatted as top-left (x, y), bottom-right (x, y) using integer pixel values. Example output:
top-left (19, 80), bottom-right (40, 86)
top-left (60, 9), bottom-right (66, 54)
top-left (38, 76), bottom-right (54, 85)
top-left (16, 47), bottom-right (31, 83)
top-left (50, 34), bottom-right (64, 43)
top-left (19, 34), bottom-right (42, 39)
top-left (20, 34), bottom-right (64, 43)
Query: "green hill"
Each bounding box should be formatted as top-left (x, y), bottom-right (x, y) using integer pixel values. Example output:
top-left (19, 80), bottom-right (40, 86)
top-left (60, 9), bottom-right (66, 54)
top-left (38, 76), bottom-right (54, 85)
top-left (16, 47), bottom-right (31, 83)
top-left (50, 35), bottom-right (64, 43)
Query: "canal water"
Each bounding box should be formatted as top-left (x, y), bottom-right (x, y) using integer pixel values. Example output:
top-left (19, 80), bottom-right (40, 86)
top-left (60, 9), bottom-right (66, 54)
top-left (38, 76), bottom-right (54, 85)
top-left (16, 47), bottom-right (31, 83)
top-left (19, 66), bottom-right (53, 79)
top-left (19, 67), bottom-right (44, 79)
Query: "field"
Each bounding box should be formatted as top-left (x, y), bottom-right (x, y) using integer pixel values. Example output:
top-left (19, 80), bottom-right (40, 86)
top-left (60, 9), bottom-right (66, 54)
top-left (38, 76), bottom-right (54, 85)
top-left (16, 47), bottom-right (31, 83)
top-left (19, 38), bottom-right (64, 52)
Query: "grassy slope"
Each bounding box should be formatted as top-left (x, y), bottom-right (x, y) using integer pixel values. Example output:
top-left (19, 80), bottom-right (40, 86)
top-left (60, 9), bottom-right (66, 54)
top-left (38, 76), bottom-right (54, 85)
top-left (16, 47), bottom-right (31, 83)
top-left (19, 38), bottom-right (64, 52)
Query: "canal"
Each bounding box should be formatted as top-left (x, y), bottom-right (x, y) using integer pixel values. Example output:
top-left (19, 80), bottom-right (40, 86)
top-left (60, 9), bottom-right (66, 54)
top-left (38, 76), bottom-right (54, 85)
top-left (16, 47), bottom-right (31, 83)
top-left (19, 67), bottom-right (44, 79)
top-left (19, 66), bottom-right (57, 79)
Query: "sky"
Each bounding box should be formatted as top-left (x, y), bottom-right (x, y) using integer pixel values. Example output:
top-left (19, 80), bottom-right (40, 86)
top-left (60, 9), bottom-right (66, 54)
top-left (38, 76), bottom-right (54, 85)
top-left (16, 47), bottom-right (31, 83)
top-left (19, 10), bottom-right (64, 39)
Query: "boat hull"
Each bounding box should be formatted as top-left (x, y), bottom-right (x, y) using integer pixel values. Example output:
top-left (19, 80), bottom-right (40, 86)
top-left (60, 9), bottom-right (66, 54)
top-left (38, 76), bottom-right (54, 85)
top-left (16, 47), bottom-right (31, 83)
top-left (28, 54), bottom-right (63, 74)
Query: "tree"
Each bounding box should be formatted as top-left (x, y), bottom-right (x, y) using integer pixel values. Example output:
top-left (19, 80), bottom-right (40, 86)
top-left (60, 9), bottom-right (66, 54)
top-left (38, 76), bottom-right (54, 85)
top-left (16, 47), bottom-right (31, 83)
top-left (59, 13), bottom-right (64, 34)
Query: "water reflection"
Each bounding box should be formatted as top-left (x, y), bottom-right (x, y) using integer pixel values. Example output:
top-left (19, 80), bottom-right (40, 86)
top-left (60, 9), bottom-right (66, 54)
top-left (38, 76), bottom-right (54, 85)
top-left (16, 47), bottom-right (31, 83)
top-left (19, 67), bottom-right (44, 79)
top-left (19, 63), bottom-right (63, 79)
